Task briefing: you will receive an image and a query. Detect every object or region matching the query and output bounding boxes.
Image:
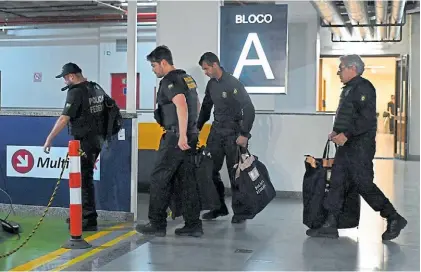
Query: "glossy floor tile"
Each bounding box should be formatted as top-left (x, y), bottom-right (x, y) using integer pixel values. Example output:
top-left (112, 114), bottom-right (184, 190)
top-left (72, 160), bottom-right (420, 271)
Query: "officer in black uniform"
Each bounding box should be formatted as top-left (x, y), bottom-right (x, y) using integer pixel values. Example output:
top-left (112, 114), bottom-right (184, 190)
top-left (43, 62), bottom-right (106, 231)
top-left (309, 55), bottom-right (407, 241)
top-left (136, 45), bottom-right (203, 237)
top-left (197, 52), bottom-right (255, 224)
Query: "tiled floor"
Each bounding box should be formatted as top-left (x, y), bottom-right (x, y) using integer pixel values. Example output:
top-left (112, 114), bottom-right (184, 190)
top-left (71, 159), bottom-right (420, 271)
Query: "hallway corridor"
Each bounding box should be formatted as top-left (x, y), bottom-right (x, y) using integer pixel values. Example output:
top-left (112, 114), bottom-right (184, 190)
top-left (42, 160), bottom-right (420, 271)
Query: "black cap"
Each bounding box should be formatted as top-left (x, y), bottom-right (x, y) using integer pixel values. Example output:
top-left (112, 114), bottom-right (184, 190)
top-left (55, 63), bottom-right (82, 78)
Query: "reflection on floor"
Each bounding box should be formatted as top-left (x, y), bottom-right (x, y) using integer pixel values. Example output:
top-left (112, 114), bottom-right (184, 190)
top-left (69, 160), bottom-right (419, 271)
top-left (375, 133), bottom-right (395, 158)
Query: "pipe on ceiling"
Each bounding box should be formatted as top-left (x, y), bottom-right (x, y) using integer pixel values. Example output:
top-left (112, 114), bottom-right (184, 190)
top-left (0, 13), bottom-right (156, 26)
top-left (343, 0), bottom-right (373, 40)
top-left (374, 0), bottom-right (388, 40)
top-left (389, 0), bottom-right (407, 41)
top-left (310, 0), bottom-right (351, 40)
top-left (0, 22), bottom-right (156, 30)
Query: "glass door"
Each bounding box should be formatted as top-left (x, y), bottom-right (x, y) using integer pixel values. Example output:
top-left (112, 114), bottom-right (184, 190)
top-left (394, 55), bottom-right (410, 160)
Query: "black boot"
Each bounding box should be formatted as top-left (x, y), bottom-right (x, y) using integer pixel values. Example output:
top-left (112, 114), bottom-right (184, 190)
top-left (135, 222), bottom-right (166, 237)
top-left (67, 218), bottom-right (98, 231)
top-left (82, 218), bottom-right (98, 231)
top-left (202, 202), bottom-right (229, 220)
top-left (175, 222), bottom-right (203, 238)
top-left (307, 214), bottom-right (339, 239)
top-left (231, 215), bottom-right (246, 224)
top-left (382, 213), bottom-right (407, 241)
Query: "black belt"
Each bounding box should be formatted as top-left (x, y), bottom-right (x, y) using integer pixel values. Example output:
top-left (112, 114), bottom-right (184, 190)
top-left (212, 120), bottom-right (240, 129)
top-left (165, 126), bottom-right (198, 135)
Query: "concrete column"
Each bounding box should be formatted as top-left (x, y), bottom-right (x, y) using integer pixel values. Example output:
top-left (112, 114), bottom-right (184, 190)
top-left (127, 0), bottom-right (138, 220)
top-left (409, 13), bottom-right (420, 159)
top-left (156, 0), bottom-right (219, 96)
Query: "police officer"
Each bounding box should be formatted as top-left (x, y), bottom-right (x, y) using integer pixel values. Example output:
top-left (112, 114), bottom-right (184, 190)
top-left (136, 45), bottom-right (203, 237)
top-left (309, 55), bottom-right (407, 240)
top-left (43, 62), bottom-right (106, 231)
top-left (197, 52), bottom-right (255, 224)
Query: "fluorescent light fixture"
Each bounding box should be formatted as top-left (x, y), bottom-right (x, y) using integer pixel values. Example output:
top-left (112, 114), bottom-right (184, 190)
top-left (366, 66), bottom-right (385, 69)
top-left (245, 87), bottom-right (285, 94)
top-left (121, 2), bottom-right (157, 7)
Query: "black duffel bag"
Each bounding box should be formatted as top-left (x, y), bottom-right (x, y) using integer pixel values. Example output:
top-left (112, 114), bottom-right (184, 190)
top-left (231, 147), bottom-right (276, 220)
top-left (168, 145), bottom-right (221, 219)
top-left (302, 140), bottom-right (361, 229)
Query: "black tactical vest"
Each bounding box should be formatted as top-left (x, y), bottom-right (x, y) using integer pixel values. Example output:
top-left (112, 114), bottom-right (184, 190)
top-left (69, 81), bottom-right (106, 138)
top-left (157, 70), bottom-right (199, 133)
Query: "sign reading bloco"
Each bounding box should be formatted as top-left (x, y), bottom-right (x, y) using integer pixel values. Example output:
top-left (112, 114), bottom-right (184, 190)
top-left (220, 4), bottom-right (288, 94)
top-left (6, 145), bottom-right (100, 181)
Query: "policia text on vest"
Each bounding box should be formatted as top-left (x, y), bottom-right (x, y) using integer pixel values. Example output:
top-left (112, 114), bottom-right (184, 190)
top-left (62, 81), bottom-right (108, 230)
top-left (43, 61), bottom-right (122, 231)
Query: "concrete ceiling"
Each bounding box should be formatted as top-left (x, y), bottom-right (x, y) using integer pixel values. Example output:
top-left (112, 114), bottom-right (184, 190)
top-left (0, 1), bottom-right (156, 25)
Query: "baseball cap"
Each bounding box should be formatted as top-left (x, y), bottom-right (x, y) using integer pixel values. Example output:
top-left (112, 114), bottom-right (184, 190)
top-left (55, 63), bottom-right (82, 78)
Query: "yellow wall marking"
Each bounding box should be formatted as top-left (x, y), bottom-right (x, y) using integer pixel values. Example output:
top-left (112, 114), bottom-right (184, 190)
top-left (138, 123), bottom-right (212, 150)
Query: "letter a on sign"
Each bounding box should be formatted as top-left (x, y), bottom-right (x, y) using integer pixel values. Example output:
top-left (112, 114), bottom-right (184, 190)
top-left (233, 33), bottom-right (274, 80)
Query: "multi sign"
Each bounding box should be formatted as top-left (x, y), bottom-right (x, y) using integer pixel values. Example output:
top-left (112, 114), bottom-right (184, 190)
top-left (220, 4), bottom-right (288, 94)
top-left (6, 145), bottom-right (100, 181)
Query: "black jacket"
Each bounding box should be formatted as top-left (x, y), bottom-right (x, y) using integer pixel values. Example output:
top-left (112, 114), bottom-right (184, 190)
top-left (197, 70), bottom-right (255, 138)
top-left (155, 69), bottom-right (199, 133)
top-left (333, 76), bottom-right (377, 140)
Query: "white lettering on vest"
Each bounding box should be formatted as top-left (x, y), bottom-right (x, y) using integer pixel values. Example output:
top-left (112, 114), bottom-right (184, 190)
top-left (89, 95), bottom-right (104, 113)
top-left (233, 33), bottom-right (274, 80)
top-left (235, 14), bottom-right (273, 24)
top-left (89, 95), bottom-right (104, 105)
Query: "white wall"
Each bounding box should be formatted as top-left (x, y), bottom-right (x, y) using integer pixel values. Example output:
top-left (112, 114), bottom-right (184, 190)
top-left (138, 111), bottom-right (335, 192)
top-left (0, 2), bottom-right (327, 114)
top-left (0, 26), bottom-right (157, 109)
top-left (409, 13), bottom-right (420, 157)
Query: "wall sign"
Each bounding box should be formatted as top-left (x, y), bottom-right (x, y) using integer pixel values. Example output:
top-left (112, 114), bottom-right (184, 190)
top-left (6, 145), bottom-right (100, 181)
top-left (33, 72), bottom-right (42, 82)
top-left (220, 4), bottom-right (288, 94)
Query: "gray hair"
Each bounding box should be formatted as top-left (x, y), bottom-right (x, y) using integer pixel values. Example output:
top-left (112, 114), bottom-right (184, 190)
top-left (339, 54), bottom-right (365, 75)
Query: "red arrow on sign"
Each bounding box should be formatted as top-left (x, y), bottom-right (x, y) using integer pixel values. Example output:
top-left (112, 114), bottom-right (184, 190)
top-left (11, 149), bottom-right (35, 174)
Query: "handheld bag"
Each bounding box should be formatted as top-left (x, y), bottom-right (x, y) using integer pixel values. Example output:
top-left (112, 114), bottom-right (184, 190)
top-left (302, 140), bottom-right (360, 229)
top-left (103, 93), bottom-right (123, 141)
top-left (168, 145), bottom-right (221, 219)
top-left (194, 145), bottom-right (221, 212)
top-left (232, 147), bottom-right (276, 220)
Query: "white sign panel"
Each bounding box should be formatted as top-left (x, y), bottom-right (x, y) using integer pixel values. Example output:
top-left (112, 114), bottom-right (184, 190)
top-left (6, 145), bottom-right (100, 181)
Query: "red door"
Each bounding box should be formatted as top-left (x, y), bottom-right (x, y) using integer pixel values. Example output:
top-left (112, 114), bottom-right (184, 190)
top-left (110, 73), bottom-right (140, 110)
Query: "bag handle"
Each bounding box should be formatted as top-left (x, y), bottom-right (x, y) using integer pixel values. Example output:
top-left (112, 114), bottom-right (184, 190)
top-left (236, 146), bottom-right (250, 164)
top-left (322, 140), bottom-right (338, 160)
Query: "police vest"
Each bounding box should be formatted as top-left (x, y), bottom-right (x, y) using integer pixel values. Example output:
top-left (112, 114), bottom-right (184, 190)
top-left (70, 81), bottom-right (106, 138)
top-left (158, 70), bottom-right (199, 133)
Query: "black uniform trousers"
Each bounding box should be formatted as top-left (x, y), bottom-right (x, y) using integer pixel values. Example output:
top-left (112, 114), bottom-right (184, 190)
top-left (148, 131), bottom-right (201, 228)
top-left (75, 135), bottom-right (103, 221)
top-left (206, 123), bottom-right (243, 215)
top-left (324, 133), bottom-right (396, 218)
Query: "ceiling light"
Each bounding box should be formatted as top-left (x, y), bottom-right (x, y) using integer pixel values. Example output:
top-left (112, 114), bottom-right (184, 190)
top-left (366, 66), bottom-right (385, 69)
top-left (121, 2), bottom-right (157, 7)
